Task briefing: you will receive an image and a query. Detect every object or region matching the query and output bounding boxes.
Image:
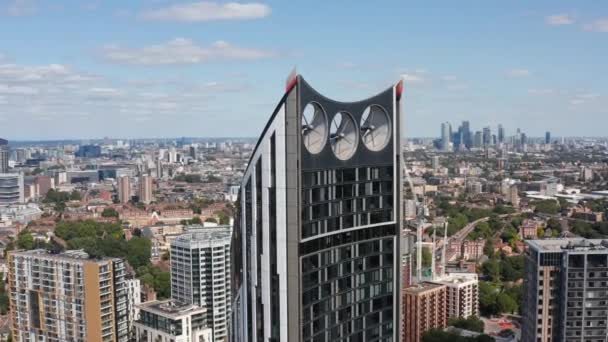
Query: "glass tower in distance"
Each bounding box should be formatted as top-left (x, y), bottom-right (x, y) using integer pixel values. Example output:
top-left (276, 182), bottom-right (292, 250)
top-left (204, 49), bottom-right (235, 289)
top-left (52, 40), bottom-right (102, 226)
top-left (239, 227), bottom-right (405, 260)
top-left (232, 72), bottom-right (403, 342)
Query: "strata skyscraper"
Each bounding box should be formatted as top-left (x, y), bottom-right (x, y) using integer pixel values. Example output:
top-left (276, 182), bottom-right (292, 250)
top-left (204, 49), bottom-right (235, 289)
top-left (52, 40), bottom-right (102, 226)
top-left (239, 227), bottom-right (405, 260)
top-left (232, 73), bottom-right (403, 341)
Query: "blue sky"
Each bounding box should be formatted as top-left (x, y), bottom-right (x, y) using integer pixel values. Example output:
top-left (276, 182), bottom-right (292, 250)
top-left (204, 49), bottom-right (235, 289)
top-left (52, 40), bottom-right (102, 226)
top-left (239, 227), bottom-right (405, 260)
top-left (0, 0), bottom-right (607, 140)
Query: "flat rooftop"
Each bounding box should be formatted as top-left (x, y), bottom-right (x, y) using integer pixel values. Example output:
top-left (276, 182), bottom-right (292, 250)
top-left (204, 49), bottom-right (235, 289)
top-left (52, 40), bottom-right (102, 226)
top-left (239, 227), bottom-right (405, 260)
top-left (404, 282), bottom-right (445, 294)
top-left (137, 300), bottom-right (206, 318)
top-left (527, 238), bottom-right (608, 252)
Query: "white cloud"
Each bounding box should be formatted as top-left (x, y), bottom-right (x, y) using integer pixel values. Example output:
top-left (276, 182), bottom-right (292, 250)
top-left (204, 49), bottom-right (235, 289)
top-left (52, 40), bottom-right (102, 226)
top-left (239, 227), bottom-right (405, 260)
top-left (441, 75), bottom-right (457, 81)
top-left (570, 93), bottom-right (600, 105)
top-left (528, 88), bottom-right (554, 95)
top-left (400, 73), bottom-right (425, 84)
top-left (140, 1), bottom-right (271, 22)
top-left (545, 14), bottom-right (575, 25)
top-left (583, 18), bottom-right (608, 32)
top-left (5, 0), bottom-right (36, 16)
top-left (101, 38), bottom-right (275, 65)
top-left (506, 69), bottom-right (531, 78)
top-left (0, 84), bottom-right (38, 94)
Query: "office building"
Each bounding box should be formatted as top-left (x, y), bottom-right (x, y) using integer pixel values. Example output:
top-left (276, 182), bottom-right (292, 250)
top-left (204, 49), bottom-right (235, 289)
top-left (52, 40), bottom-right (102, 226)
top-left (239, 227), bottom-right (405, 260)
top-left (433, 273), bottom-right (479, 319)
top-left (474, 131), bottom-right (483, 148)
top-left (139, 175), bottom-right (154, 204)
top-left (7, 250), bottom-right (131, 342)
top-left (402, 282), bottom-right (447, 342)
top-left (118, 176), bottom-right (131, 204)
top-left (171, 226), bottom-right (232, 342)
top-left (482, 126), bottom-right (491, 146)
top-left (441, 122), bottom-right (452, 151)
top-left (0, 138), bottom-right (8, 173)
top-left (76, 144), bottom-right (102, 158)
top-left (134, 300), bottom-right (213, 342)
top-left (232, 73), bottom-right (403, 341)
top-left (545, 131), bottom-right (551, 145)
top-left (0, 173), bottom-right (24, 204)
top-left (461, 121), bottom-right (471, 148)
top-left (498, 124), bottom-right (505, 144)
top-left (523, 239), bottom-right (608, 342)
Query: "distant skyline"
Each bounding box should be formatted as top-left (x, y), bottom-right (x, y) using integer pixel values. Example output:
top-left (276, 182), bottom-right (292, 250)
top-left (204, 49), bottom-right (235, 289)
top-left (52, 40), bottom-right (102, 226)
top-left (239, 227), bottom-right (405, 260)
top-left (0, 0), bottom-right (607, 140)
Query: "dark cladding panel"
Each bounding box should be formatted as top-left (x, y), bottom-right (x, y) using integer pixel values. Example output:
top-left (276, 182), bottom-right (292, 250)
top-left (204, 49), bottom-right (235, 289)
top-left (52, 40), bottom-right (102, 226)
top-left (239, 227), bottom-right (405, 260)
top-left (298, 77), bottom-right (395, 171)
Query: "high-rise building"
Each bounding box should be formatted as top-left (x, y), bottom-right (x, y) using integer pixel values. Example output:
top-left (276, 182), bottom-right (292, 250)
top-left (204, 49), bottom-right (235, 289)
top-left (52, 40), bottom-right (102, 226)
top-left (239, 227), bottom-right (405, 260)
top-left (482, 126), bottom-right (491, 146)
top-left (118, 176), bottom-right (131, 203)
top-left (125, 278), bottom-right (141, 339)
top-left (189, 145), bottom-right (197, 159)
top-left (474, 131), bottom-right (483, 148)
top-left (545, 131), bottom-right (551, 144)
top-left (497, 124), bottom-right (505, 144)
top-left (433, 273), bottom-right (479, 319)
top-left (35, 175), bottom-right (53, 198)
top-left (461, 121), bottom-right (471, 148)
top-left (509, 185), bottom-right (520, 207)
top-left (0, 138), bottom-right (9, 173)
top-left (139, 175), bottom-right (154, 204)
top-left (402, 282), bottom-right (447, 342)
top-left (7, 250), bottom-right (132, 342)
top-left (171, 226), bottom-right (232, 342)
top-left (522, 239), bottom-right (608, 342)
top-left (441, 122), bottom-right (451, 151)
top-left (0, 173), bottom-right (24, 204)
top-left (232, 74), bottom-right (403, 341)
top-left (168, 147), bottom-right (178, 164)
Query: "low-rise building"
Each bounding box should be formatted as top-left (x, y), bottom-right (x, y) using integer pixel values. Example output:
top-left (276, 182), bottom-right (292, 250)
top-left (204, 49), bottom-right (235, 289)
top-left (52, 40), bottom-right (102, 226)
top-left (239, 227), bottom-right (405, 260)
top-left (134, 300), bottom-right (212, 342)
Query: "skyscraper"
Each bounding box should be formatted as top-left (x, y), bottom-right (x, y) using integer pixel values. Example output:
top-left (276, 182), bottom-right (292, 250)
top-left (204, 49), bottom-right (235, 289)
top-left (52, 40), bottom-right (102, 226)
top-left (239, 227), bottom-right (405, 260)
top-left (474, 131), bottom-right (483, 148)
top-left (118, 176), bottom-right (131, 204)
top-left (8, 250), bottom-right (132, 342)
top-left (461, 121), bottom-right (471, 148)
top-left (497, 124), bottom-right (505, 144)
top-left (522, 239), bottom-right (608, 342)
top-left (171, 226), bottom-right (232, 342)
top-left (232, 73), bottom-right (403, 341)
top-left (545, 131), bottom-right (551, 144)
top-left (139, 175), bottom-right (153, 204)
top-left (482, 126), bottom-right (491, 146)
top-left (441, 122), bottom-right (451, 151)
top-left (0, 138), bottom-right (9, 173)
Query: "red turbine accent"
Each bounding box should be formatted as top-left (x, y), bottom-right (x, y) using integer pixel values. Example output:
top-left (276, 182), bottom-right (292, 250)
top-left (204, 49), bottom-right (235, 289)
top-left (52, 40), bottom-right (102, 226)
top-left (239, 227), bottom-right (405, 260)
top-left (395, 80), bottom-right (404, 101)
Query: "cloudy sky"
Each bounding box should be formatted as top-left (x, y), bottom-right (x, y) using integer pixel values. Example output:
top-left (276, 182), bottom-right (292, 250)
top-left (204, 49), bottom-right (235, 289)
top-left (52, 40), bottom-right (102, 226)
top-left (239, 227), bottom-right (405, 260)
top-left (0, 0), bottom-right (607, 140)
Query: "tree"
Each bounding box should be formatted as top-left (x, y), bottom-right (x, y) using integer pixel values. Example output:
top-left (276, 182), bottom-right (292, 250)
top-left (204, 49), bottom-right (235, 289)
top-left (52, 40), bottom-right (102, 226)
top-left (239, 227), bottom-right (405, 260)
top-left (479, 281), bottom-right (499, 316)
top-left (448, 316), bottom-right (484, 333)
top-left (69, 190), bottom-right (82, 201)
top-left (484, 238), bottom-right (495, 258)
top-left (101, 208), bottom-right (119, 218)
top-left (126, 237), bottom-right (152, 270)
top-left (496, 293), bottom-right (518, 314)
top-left (16, 230), bottom-right (34, 250)
top-left (534, 200), bottom-right (559, 215)
top-left (482, 259), bottom-right (501, 282)
top-left (204, 217), bottom-right (217, 224)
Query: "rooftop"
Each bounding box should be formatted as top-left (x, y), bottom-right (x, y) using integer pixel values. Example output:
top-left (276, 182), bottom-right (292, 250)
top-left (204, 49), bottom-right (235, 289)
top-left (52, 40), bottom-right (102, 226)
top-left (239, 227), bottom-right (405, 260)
top-left (404, 282), bottom-right (446, 294)
top-left (10, 249), bottom-right (118, 262)
top-left (173, 225), bottom-right (232, 245)
top-left (527, 238), bottom-right (608, 252)
top-left (137, 300), bottom-right (206, 319)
